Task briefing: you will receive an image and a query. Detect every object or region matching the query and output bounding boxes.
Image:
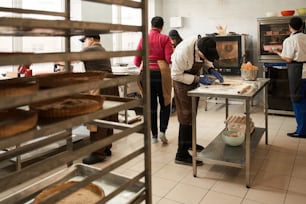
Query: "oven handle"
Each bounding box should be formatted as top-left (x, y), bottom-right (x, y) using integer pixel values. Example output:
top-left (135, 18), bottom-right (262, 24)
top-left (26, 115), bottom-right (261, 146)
top-left (270, 66), bottom-right (287, 69)
top-left (264, 63), bottom-right (287, 70)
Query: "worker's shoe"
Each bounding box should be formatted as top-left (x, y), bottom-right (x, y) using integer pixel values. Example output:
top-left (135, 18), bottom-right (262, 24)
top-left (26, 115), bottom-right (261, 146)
top-left (159, 132), bottom-right (168, 144)
top-left (175, 155), bottom-right (203, 166)
top-left (152, 137), bottom-right (158, 144)
top-left (104, 148), bottom-right (112, 156)
top-left (188, 144), bottom-right (205, 152)
top-left (82, 153), bottom-right (105, 165)
top-left (287, 132), bottom-right (306, 138)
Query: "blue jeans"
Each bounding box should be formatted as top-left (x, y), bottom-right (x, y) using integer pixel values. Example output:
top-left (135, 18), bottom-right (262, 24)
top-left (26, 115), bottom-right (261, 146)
top-left (292, 79), bottom-right (306, 135)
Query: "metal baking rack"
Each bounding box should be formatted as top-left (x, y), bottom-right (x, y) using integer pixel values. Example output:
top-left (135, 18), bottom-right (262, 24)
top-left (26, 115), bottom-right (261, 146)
top-left (0, 0), bottom-right (151, 203)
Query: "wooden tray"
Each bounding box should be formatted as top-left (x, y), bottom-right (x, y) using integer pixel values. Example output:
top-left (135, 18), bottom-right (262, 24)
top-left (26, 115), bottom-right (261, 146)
top-left (32, 181), bottom-right (105, 204)
top-left (0, 109), bottom-right (38, 139)
top-left (37, 71), bottom-right (106, 89)
top-left (30, 94), bottom-right (104, 118)
top-left (0, 77), bottom-right (39, 97)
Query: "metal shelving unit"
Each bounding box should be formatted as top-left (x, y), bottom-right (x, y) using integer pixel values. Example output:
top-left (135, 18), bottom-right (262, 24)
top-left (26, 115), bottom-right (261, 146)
top-left (0, 0), bottom-right (151, 203)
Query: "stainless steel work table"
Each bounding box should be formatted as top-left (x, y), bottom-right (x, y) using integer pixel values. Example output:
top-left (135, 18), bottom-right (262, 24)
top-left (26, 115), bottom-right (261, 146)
top-left (188, 78), bottom-right (270, 188)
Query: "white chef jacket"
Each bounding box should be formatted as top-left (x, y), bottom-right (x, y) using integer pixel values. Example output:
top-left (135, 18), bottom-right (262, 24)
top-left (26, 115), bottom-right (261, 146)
top-left (281, 32), bottom-right (306, 79)
top-left (171, 36), bottom-right (213, 85)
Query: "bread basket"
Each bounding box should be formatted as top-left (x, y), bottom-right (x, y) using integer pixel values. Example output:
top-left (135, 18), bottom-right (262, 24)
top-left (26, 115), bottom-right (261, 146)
top-left (241, 69), bottom-right (258, 81)
top-left (241, 62), bottom-right (258, 81)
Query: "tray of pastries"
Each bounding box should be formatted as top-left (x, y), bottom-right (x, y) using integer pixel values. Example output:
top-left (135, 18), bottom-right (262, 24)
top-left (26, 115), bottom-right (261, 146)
top-left (30, 94), bottom-right (104, 118)
top-left (0, 108), bottom-right (38, 139)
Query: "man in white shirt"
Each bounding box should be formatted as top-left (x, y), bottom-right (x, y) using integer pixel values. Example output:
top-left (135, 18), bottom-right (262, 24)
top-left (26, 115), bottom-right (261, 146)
top-left (273, 16), bottom-right (306, 138)
top-left (171, 36), bottom-right (223, 165)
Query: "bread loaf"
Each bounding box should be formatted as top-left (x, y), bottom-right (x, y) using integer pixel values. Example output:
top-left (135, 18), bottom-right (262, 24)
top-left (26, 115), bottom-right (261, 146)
top-left (33, 181), bottom-right (105, 204)
top-left (225, 114), bottom-right (255, 134)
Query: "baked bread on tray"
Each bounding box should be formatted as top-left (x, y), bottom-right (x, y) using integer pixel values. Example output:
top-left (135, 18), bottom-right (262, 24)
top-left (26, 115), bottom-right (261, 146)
top-left (0, 109), bottom-right (38, 139)
top-left (0, 77), bottom-right (39, 97)
top-left (32, 181), bottom-right (105, 204)
top-left (36, 71), bottom-right (106, 89)
top-left (30, 94), bottom-right (104, 118)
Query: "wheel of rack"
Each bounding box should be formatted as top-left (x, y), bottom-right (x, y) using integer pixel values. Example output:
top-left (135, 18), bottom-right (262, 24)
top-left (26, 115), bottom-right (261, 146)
top-left (0, 0), bottom-right (151, 203)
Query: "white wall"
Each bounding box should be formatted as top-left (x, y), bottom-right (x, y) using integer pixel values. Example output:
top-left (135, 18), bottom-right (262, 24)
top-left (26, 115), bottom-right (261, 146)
top-left (155, 0), bottom-right (305, 67)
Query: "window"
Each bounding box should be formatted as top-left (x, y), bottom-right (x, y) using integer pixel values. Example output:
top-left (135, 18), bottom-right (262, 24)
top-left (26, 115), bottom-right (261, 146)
top-left (112, 4), bottom-right (142, 65)
top-left (0, 0), bottom-right (65, 75)
top-left (0, 0), bottom-right (144, 76)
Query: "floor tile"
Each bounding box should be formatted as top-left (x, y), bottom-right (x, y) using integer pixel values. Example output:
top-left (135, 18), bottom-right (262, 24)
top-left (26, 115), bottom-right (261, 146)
top-left (245, 186), bottom-right (286, 204)
top-left (151, 177), bottom-right (177, 197)
top-left (165, 183), bottom-right (208, 204)
top-left (285, 191), bottom-right (306, 204)
top-left (241, 199), bottom-right (267, 204)
top-left (212, 178), bottom-right (249, 198)
top-left (179, 165), bottom-right (222, 190)
top-left (199, 190), bottom-right (242, 204)
top-left (292, 163), bottom-right (306, 180)
top-left (288, 177), bottom-right (306, 195)
top-left (253, 170), bottom-right (291, 190)
top-left (157, 198), bottom-right (183, 204)
top-left (153, 163), bottom-right (192, 182)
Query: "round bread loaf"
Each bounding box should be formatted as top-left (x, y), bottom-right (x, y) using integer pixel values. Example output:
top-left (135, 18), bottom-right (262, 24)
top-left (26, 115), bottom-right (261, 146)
top-left (0, 109), bottom-right (38, 138)
top-left (0, 78), bottom-right (38, 97)
top-left (33, 181), bottom-right (105, 204)
top-left (30, 94), bottom-right (104, 118)
top-left (37, 71), bottom-right (106, 89)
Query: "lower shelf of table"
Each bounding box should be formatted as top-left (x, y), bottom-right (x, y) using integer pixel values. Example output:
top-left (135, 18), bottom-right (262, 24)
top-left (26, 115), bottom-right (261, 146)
top-left (196, 127), bottom-right (266, 168)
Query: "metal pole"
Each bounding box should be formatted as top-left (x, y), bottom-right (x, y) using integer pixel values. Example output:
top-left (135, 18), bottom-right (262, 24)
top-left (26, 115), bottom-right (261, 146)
top-left (192, 96), bottom-right (197, 177)
top-left (245, 98), bottom-right (251, 188)
top-left (64, 0), bottom-right (71, 72)
top-left (141, 0), bottom-right (152, 203)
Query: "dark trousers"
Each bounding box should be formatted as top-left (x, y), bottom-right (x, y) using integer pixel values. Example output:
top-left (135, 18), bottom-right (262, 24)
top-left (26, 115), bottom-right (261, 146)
top-left (91, 86), bottom-right (119, 157)
top-left (146, 70), bottom-right (171, 137)
top-left (176, 124), bottom-right (192, 159)
top-left (90, 127), bottom-right (112, 157)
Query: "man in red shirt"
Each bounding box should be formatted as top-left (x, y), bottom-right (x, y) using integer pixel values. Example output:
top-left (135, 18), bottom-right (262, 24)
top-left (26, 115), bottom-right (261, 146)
top-left (134, 16), bottom-right (173, 144)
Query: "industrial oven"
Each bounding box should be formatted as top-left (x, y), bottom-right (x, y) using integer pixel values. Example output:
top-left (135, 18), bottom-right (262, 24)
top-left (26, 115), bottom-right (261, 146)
top-left (257, 16), bottom-right (306, 115)
top-left (212, 35), bottom-right (250, 76)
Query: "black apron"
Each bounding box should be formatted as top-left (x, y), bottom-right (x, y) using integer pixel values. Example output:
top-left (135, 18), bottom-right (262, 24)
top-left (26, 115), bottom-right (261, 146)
top-left (173, 60), bottom-right (203, 125)
top-left (287, 31), bottom-right (304, 102)
top-left (288, 62), bottom-right (303, 102)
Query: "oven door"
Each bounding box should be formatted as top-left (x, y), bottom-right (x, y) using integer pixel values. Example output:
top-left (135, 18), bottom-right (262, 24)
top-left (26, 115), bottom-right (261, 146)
top-left (265, 64), bottom-right (293, 115)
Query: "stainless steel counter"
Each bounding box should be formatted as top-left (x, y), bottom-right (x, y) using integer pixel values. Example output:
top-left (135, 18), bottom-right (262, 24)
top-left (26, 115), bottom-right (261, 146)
top-left (188, 78), bottom-right (270, 188)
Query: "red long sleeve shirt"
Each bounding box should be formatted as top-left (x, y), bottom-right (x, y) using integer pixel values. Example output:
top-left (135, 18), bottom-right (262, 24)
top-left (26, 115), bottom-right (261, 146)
top-left (134, 28), bottom-right (173, 70)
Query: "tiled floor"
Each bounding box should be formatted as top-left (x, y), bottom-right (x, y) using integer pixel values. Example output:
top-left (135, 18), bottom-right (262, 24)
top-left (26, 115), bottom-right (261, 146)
top-left (92, 99), bottom-right (306, 204)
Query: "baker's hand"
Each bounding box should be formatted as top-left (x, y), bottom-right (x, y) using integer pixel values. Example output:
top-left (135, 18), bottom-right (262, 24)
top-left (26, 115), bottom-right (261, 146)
top-left (209, 68), bottom-right (224, 83)
top-left (199, 76), bottom-right (212, 85)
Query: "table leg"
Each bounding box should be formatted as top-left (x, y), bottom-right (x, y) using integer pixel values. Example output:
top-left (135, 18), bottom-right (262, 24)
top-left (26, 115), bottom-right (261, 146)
top-left (124, 83), bottom-right (128, 124)
top-left (245, 98), bottom-right (251, 188)
top-left (225, 98), bottom-right (229, 119)
top-left (264, 84), bottom-right (268, 144)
